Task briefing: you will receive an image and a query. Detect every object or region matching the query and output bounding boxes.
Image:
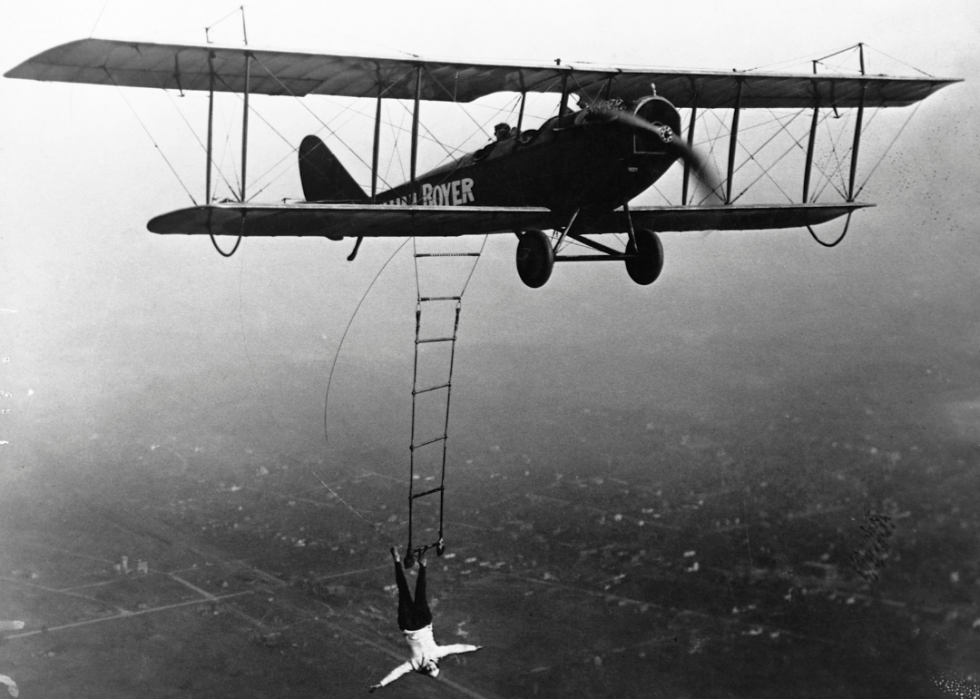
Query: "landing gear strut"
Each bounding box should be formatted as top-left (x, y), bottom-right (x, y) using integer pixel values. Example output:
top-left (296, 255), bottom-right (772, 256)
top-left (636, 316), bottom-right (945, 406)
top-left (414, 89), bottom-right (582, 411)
top-left (625, 229), bottom-right (664, 285)
top-left (515, 229), bottom-right (554, 288)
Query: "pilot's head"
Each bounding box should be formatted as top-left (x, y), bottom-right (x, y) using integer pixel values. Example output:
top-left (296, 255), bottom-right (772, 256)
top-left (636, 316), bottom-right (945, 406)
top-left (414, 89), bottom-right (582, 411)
top-left (494, 122), bottom-right (511, 140)
top-left (421, 659), bottom-right (440, 678)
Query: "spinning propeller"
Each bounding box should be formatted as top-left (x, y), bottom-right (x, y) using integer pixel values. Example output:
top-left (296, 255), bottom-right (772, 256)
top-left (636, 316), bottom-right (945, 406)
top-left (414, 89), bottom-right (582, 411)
top-left (593, 106), bottom-right (723, 204)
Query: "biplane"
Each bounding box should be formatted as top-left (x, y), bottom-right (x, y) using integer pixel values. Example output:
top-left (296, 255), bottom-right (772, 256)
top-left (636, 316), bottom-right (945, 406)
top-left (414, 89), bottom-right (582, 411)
top-left (4, 39), bottom-right (960, 288)
top-left (4, 39), bottom-right (962, 565)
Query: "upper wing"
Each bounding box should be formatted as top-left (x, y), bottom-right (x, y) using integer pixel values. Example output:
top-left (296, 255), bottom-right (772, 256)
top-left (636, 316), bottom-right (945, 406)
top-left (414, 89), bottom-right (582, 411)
top-left (6, 38), bottom-right (959, 108)
top-left (147, 203), bottom-right (556, 238)
top-left (584, 203), bottom-right (871, 234)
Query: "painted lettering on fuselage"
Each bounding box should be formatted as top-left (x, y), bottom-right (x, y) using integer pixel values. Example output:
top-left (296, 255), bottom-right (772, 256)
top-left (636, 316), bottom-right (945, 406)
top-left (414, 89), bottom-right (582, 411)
top-left (385, 177), bottom-right (475, 206)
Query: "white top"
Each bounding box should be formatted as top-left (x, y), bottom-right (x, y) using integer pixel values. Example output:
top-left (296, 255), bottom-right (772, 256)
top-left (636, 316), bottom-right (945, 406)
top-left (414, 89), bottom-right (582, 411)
top-left (377, 625), bottom-right (480, 687)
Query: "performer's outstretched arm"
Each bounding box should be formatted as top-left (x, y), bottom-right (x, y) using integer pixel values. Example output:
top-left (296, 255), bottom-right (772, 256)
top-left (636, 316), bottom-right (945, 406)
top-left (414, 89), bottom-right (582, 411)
top-left (369, 662), bottom-right (412, 692)
top-left (435, 643), bottom-right (483, 658)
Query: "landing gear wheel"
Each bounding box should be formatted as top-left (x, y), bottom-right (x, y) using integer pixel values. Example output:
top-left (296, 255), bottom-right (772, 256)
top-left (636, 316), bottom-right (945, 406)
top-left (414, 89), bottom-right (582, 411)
top-left (625, 229), bottom-right (664, 285)
top-left (436, 539), bottom-right (446, 557)
top-left (404, 550), bottom-right (416, 569)
top-left (516, 229), bottom-right (555, 288)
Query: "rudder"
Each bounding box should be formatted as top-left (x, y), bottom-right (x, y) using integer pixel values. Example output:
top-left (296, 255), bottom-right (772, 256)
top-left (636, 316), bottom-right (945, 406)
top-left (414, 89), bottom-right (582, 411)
top-left (299, 135), bottom-right (366, 202)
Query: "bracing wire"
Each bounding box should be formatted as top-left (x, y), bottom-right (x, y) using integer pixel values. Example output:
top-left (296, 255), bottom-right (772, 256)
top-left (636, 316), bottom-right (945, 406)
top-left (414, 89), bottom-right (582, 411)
top-left (105, 71), bottom-right (198, 206)
top-left (310, 470), bottom-right (389, 543)
top-left (812, 111), bottom-right (853, 201)
top-left (204, 6), bottom-right (245, 42)
top-left (855, 102), bottom-right (922, 199)
top-left (459, 235), bottom-right (489, 296)
top-left (249, 55), bottom-right (376, 174)
top-left (862, 43), bottom-right (936, 78)
top-left (88, 0), bottom-right (110, 37)
top-left (130, 45), bottom-right (246, 199)
top-left (385, 105), bottom-right (408, 186)
top-left (730, 112), bottom-right (810, 205)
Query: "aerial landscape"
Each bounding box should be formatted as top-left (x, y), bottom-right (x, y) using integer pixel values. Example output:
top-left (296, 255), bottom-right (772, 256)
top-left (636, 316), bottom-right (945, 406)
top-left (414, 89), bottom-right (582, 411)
top-left (1, 1), bottom-right (979, 698)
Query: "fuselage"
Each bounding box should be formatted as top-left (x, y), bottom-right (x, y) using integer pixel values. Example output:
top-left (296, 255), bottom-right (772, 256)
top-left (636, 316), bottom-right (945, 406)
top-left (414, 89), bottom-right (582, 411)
top-left (376, 96), bottom-right (683, 218)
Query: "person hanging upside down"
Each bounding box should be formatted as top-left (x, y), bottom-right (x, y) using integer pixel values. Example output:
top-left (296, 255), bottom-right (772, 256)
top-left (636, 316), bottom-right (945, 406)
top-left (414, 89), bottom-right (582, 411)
top-left (369, 547), bottom-right (482, 691)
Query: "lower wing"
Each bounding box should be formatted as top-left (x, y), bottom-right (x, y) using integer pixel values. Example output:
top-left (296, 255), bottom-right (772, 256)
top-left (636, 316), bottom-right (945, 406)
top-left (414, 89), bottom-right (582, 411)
top-left (586, 202), bottom-right (871, 234)
top-left (147, 202), bottom-right (869, 238)
top-left (147, 203), bottom-right (556, 239)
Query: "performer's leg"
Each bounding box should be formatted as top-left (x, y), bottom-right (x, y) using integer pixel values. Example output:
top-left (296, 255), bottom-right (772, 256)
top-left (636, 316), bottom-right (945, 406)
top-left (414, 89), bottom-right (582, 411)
top-left (414, 558), bottom-right (427, 606)
top-left (393, 548), bottom-right (413, 630)
top-left (413, 556), bottom-right (434, 626)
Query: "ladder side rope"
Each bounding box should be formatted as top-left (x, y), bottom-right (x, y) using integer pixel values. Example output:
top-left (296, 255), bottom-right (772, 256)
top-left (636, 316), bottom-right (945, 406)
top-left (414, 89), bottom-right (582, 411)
top-left (404, 234), bottom-right (487, 563)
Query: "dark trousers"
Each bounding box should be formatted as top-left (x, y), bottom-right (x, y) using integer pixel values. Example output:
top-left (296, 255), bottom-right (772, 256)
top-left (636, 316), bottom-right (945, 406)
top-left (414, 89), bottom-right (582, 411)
top-left (395, 561), bottom-right (432, 631)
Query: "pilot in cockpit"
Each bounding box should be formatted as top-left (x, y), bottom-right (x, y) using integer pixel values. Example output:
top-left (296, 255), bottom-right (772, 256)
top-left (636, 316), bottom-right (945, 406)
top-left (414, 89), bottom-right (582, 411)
top-left (494, 122), bottom-right (514, 142)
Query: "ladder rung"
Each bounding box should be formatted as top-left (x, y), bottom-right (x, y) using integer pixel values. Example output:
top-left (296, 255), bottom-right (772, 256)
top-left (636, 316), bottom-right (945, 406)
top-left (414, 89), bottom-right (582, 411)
top-left (419, 296), bottom-right (462, 302)
top-left (411, 435), bottom-right (446, 450)
top-left (414, 382), bottom-right (450, 395)
top-left (417, 336), bottom-right (455, 344)
top-left (414, 253), bottom-right (481, 258)
top-left (411, 485), bottom-right (445, 499)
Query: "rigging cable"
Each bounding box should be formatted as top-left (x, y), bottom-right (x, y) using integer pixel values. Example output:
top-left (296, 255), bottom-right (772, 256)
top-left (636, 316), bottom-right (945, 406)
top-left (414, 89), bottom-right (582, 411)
top-left (88, 0), bottom-right (110, 37)
top-left (855, 102), bottom-right (923, 200)
top-left (105, 69), bottom-right (198, 206)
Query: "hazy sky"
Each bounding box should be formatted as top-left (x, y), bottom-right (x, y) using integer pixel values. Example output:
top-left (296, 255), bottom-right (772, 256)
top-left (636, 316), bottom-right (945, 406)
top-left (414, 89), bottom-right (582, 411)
top-left (0, 0), bottom-right (977, 458)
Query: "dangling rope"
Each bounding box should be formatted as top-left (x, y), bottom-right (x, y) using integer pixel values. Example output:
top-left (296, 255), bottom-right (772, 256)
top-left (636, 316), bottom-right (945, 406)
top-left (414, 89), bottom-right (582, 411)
top-left (318, 239), bottom-right (415, 545)
top-left (323, 238), bottom-right (413, 447)
top-left (807, 211), bottom-right (853, 248)
top-left (209, 220), bottom-right (243, 257)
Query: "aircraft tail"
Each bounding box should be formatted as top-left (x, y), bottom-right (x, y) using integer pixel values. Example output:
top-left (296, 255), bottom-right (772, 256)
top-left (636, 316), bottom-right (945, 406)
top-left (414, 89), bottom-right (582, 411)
top-left (299, 135), bottom-right (367, 202)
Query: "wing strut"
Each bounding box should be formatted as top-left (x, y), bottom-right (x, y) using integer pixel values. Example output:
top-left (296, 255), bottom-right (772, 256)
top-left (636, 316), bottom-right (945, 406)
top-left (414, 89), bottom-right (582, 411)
top-left (371, 82), bottom-right (382, 202)
top-left (725, 77), bottom-right (743, 204)
top-left (847, 81), bottom-right (867, 202)
top-left (409, 66), bottom-right (422, 203)
top-left (681, 84), bottom-right (699, 206)
top-left (206, 52), bottom-right (215, 204)
top-left (240, 52), bottom-right (251, 202)
top-left (802, 77), bottom-right (820, 203)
